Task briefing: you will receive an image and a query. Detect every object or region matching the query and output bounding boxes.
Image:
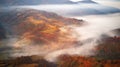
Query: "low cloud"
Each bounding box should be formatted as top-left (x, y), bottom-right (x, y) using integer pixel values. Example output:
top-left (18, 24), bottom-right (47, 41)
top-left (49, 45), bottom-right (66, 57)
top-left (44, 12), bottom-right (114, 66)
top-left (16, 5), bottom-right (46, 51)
top-left (45, 13), bottom-right (120, 62)
top-left (0, 12), bottom-right (120, 62)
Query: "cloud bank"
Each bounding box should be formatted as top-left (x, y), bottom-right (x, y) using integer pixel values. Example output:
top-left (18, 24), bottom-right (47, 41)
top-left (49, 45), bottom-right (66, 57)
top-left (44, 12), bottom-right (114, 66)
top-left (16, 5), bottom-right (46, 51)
top-left (45, 13), bottom-right (120, 62)
top-left (1, 13), bottom-right (119, 62)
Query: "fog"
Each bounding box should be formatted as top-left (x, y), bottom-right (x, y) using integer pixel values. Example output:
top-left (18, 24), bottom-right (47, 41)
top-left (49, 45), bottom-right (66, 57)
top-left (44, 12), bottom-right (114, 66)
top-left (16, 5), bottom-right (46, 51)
top-left (0, 4), bottom-right (120, 62)
top-left (1, 13), bottom-right (119, 62)
top-left (13, 3), bottom-right (120, 17)
top-left (93, 0), bottom-right (120, 9)
top-left (45, 13), bottom-right (120, 62)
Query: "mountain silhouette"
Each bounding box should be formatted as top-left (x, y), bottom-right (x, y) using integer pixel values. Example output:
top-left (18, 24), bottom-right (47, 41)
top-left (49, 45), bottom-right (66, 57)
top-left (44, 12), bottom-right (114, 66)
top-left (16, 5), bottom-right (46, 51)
top-left (28, 3), bottom-right (120, 16)
top-left (0, 23), bottom-right (6, 40)
top-left (0, 0), bottom-right (76, 6)
top-left (78, 0), bottom-right (97, 3)
top-left (0, 0), bottom-right (98, 6)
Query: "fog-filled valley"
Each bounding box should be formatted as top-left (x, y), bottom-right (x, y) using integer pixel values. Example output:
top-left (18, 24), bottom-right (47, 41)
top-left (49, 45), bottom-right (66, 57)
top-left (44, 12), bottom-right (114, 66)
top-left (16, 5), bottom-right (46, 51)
top-left (0, 0), bottom-right (120, 67)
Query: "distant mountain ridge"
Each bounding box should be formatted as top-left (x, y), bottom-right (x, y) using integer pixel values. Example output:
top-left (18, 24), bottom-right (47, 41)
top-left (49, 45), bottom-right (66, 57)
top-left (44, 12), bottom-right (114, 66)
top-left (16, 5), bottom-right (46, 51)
top-left (0, 0), bottom-right (98, 6)
top-left (1, 0), bottom-right (120, 16)
top-left (78, 0), bottom-right (97, 4)
top-left (25, 3), bottom-right (120, 16)
top-left (0, 0), bottom-right (76, 5)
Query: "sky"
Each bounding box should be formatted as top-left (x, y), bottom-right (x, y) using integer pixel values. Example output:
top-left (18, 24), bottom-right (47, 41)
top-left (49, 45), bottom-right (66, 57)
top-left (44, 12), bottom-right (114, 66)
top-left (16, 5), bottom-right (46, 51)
top-left (70, 0), bottom-right (120, 9)
top-left (0, 0), bottom-right (120, 8)
top-left (93, 0), bottom-right (120, 9)
top-left (71, 0), bottom-right (120, 2)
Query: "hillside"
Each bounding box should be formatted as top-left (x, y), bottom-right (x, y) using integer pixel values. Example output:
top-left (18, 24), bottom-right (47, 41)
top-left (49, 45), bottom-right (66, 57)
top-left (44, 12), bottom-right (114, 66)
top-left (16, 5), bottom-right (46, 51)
top-left (0, 8), bottom-right (84, 59)
top-left (96, 29), bottom-right (120, 60)
top-left (0, 7), bottom-right (119, 67)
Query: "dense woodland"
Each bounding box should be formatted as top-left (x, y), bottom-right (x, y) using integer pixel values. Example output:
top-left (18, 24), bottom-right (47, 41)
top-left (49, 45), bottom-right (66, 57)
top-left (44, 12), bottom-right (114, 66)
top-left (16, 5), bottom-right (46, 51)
top-left (0, 36), bottom-right (120, 67)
